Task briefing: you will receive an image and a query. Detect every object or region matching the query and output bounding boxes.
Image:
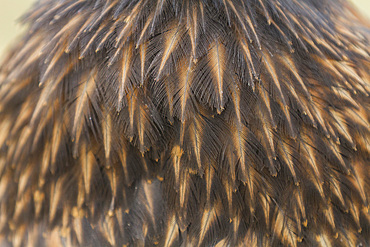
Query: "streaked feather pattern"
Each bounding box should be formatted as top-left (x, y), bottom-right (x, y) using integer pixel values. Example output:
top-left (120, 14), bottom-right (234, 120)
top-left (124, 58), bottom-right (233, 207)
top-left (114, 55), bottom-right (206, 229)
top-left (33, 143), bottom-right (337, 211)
top-left (0, 0), bottom-right (369, 246)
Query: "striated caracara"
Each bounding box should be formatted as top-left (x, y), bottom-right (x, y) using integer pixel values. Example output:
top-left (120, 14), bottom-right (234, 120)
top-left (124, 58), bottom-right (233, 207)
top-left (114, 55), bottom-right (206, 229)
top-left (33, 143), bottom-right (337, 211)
top-left (0, 0), bottom-right (369, 246)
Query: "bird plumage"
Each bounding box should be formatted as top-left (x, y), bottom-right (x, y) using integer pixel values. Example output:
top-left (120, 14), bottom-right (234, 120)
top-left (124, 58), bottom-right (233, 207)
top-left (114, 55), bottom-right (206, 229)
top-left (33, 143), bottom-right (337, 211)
top-left (0, 0), bottom-right (369, 246)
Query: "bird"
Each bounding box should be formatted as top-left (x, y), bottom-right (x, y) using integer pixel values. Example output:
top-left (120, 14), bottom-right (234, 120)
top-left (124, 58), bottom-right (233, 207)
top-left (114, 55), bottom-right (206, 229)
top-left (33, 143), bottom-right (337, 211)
top-left (0, 0), bottom-right (369, 246)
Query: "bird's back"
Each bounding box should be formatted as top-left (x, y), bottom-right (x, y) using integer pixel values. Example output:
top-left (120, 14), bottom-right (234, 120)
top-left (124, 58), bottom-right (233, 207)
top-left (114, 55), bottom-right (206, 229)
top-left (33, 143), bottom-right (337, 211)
top-left (0, 0), bottom-right (369, 246)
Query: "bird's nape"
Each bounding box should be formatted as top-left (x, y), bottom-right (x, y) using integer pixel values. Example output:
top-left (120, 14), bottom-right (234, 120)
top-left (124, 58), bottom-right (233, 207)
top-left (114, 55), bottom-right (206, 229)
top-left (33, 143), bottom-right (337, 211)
top-left (0, 0), bottom-right (369, 246)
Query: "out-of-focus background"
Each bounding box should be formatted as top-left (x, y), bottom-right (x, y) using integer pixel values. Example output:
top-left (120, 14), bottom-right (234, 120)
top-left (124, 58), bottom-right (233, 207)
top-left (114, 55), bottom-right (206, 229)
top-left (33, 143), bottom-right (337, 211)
top-left (0, 0), bottom-right (369, 56)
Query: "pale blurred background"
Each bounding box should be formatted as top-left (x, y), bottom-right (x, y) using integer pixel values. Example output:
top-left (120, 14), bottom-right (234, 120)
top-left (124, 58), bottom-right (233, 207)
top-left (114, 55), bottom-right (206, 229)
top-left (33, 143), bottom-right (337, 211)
top-left (0, 0), bottom-right (369, 56)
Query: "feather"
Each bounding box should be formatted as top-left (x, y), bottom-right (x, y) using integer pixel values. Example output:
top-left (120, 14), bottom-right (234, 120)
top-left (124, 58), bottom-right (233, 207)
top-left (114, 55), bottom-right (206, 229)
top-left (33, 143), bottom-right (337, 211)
top-left (79, 21), bottom-right (109, 59)
top-left (139, 43), bottom-right (147, 85)
top-left (31, 58), bottom-right (75, 126)
top-left (117, 41), bottom-right (134, 110)
top-left (171, 145), bottom-right (183, 191)
top-left (49, 177), bottom-right (65, 223)
top-left (261, 51), bottom-right (294, 136)
top-left (173, 56), bottom-right (195, 122)
top-left (186, 4), bottom-right (198, 58)
top-left (229, 81), bottom-right (252, 187)
top-left (102, 110), bottom-right (112, 160)
top-left (80, 142), bottom-right (97, 198)
top-left (257, 0), bottom-right (272, 24)
top-left (163, 216), bottom-right (179, 247)
top-left (72, 69), bottom-right (97, 156)
top-left (278, 139), bottom-right (299, 185)
top-left (151, 0), bottom-right (166, 33)
top-left (157, 23), bottom-right (183, 80)
top-left (96, 21), bottom-right (117, 52)
top-left (198, 205), bottom-right (222, 246)
top-left (209, 40), bottom-right (227, 113)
